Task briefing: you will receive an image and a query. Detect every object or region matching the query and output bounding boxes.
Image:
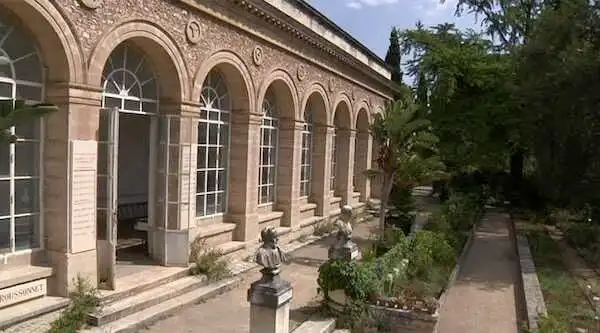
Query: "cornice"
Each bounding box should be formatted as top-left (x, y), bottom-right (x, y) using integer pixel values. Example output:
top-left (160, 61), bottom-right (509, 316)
top-left (177, 0), bottom-right (397, 99)
top-left (234, 0), bottom-right (397, 93)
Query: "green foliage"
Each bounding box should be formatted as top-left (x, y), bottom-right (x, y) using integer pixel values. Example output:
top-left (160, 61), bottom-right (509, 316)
top-left (189, 238), bottom-right (231, 281)
top-left (384, 27), bottom-right (403, 88)
top-left (48, 275), bottom-right (100, 333)
top-left (0, 100), bottom-right (58, 143)
top-left (317, 260), bottom-right (381, 301)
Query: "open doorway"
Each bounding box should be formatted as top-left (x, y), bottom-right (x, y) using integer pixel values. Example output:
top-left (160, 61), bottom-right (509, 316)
top-left (115, 112), bottom-right (153, 268)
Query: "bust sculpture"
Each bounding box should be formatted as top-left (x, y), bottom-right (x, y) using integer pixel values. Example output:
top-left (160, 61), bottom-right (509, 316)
top-left (329, 205), bottom-right (361, 261)
top-left (255, 226), bottom-right (287, 271)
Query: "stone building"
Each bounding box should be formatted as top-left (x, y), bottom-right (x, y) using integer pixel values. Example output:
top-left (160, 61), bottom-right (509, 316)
top-left (0, 0), bottom-right (394, 325)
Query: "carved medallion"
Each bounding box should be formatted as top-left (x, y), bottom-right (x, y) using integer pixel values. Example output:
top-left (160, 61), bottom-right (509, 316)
top-left (185, 20), bottom-right (202, 45)
top-left (79, 0), bottom-right (102, 9)
top-left (252, 46), bottom-right (264, 66)
top-left (297, 64), bottom-right (307, 81)
top-left (328, 77), bottom-right (335, 92)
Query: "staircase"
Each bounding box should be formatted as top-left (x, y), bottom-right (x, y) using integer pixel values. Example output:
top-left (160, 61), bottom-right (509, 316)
top-left (0, 266), bottom-right (69, 330)
top-left (82, 266), bottom-right (239, 333)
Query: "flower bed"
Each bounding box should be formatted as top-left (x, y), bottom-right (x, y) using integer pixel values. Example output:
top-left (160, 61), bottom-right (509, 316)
top-left (317, 191), bottom-right (483, 332)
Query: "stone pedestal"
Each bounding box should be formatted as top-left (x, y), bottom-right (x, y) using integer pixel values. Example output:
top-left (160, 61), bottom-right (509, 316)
top-left (247, 268), bottom-right (293, 333)
top-left (328, 240), bottom-right (361, 261)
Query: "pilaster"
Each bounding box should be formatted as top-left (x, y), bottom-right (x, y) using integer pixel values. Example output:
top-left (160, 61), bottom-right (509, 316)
top-left (276, 119), bottom-right (303, 228)
top-left (312, 125), bottom-right (333, 216)
top-left (354, 131), bottom-right (372, 201)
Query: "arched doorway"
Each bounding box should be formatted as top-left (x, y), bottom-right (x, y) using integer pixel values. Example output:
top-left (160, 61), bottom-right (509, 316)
top-left (332, 100), bottom-right (352, 205)
top-left (0, 17), bottom-right (44, 255)
top-left (354, 108), bottom-right (371, 202)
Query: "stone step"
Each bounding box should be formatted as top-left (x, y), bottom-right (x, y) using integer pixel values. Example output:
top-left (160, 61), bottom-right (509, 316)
top-left (0, 265), bottom-right (52, 290)
top-left (0, 296), bottom-right (69, 330)
top-left (81, 276), bottom-right (240, 333)
top-left (300, 215), bottom-right (325, 228)
top-left (292, 317), bottom-right (336, 333)
top-left (99, 266), bottom-right (191, 304)
top-left (89, 275), bottom-right (210, 326)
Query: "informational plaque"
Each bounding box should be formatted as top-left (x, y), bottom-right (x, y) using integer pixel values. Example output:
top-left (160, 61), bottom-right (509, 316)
top-left (69, 140), bottom-right (98, 254)
top-left (0, 279), bottom-right (46, 309)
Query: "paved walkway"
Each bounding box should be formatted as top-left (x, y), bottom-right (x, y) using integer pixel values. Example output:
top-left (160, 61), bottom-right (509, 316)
top-left (437, 211), bottom-right (520, 333)
top-left (137, 220), bottom-right (377, 333)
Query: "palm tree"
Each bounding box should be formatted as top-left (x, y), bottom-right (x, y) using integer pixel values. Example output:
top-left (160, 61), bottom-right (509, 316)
top-left (0, 99), bottom-right (58, 143)
top-left (367, 96), bottom-right (446, 236)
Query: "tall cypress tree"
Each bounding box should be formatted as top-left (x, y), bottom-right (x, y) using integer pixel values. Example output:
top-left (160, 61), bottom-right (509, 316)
top-left (385, 27), bottom-right (403, 87)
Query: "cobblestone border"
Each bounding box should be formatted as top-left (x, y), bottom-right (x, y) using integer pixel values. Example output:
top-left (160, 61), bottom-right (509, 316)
top-left (515, 232), bottom-right (547, 333)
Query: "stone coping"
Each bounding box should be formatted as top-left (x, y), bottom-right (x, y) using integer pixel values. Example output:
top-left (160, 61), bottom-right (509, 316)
top-left (513, 220), bottom-right (547, 333)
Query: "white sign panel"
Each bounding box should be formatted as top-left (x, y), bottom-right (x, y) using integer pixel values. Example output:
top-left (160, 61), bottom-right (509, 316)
top-left (70, 140), bottom-right (98, 254)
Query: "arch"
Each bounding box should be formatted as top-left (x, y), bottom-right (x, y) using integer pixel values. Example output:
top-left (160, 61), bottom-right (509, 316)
top-left (354, 99), bottom-right (371, 130)
top-left (332, 94), bottom-right (352, 129)
top-left (301, 83), bottom-right (329, 126)
top-left (373, 105), bottom-right (385, 119)
top-left (356, 108), bottom-right (370, 133)
top-left (0, 1), bottom-right (84, 83)
top-left (88, 20), bottom-right (188, 102)
top-left (194, 50), bottom-right (255, 113)
top-left (257, 69), bottom-right (299, 120)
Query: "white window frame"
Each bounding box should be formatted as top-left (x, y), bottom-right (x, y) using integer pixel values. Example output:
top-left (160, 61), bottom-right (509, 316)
top-left (0, 23), bottom-right (45, 256)
top-left (196, 71), bottom-right (230, 218)
top-left (330, 128), bottom-right (337, 192)
top-left (300, 110), bottom-right (313, 198)
top-left (258, 96), bottom-right (279, 205)
top-left (101, 44), bottom-right (159, 115)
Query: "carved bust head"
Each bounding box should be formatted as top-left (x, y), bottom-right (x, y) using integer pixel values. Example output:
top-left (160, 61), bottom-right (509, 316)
top-left (256, 226), bottom-right (286, 270)
top-left (260, 226), bottom-right (279, 248)
top-left (341, 205), bottom-right (353, 222)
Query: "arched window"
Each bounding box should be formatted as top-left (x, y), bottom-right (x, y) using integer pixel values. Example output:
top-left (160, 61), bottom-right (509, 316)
top-left (300, 109), bottom-right (313, 197)
top-left (0, 20), bottom-right (44, 253)
top-left (258, 91), bottom-right (278, 205)
top-left (197, 70), bottom-right (230, 217)
top-left (101, 43), bottom-right (158, 113)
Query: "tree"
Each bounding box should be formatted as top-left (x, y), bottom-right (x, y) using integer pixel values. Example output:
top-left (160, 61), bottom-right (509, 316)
top-left (385, 27), bottom-right (404, 88)
top-left (0, 100), bottom-right (58, 143)
top-left (369, 94), bottom-right (446, 235)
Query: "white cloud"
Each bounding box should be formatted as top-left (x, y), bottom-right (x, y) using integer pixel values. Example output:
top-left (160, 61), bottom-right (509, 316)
top-left (346, 1), bottom-right (363, 9)
top-left (345, 0), bottom-right (399, 10)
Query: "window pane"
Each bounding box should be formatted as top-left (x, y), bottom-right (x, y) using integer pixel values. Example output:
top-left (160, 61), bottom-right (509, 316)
top-left (197, 147), bottom-right (206, 169)
top-left (0, 181), bottom-right (8, 217)
top-left (262, 129), bottom-right (270, 146)
top-left (15, 214), bottom-right (39, 250)
top-left (15, 179), bottom-right (38, 214)
top-left (221, 112), bottom-right (229, 123)
top-left (218, 147), bottom-right (228, 167)
top-left (209, 111), bottom-right (219, 121)
top-left (104, 97), bottom-right (121, 109)
top-left (218, 170), bottom-right (226, 191)
top-left (260, 186), bottom-right (269, 203)
top-left (15, 119), bottom-right (38, 139)
top-left (195, 194), bottom-right (205, 217)
top-left (208, 124), bottom-right (218, 144)
top-left (0, 82), bottom-right (12, 98)
top-left (16, 84), bottom-right (42, 102)
top-left (207, 147), bottom-right (218, 168)
top-left (0, 142), bottom-right (8, 178)
top-left (261, 148), bottom-right (269, 165)
top-left (261, 168), bottom-right (269, 185)
top-left (13, 54), bottom-right (42, 83)
top-left (207, 170), bottom-right (217, 192)
top-left (124, 99), bottom-right (140, 112)
top-left (206, 194), bottom-right (216, 215)
top-left (220, 125), bottom-right (229, 147)
top-left (196, 171), bottom-right (206, 194)
top-left (15, 142), bottom-right (38, 177)
top-left (198, 122), bottom-right (207, 144)
top-left (0, 218), bottom-right (9, 252)
top-left (141, 79), bottom-right (157, 100)
top-left (216, 193), bottom-right (225, 213)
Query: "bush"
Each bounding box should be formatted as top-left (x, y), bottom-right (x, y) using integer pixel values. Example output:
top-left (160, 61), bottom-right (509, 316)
top-left (317, 260), bottom-right (381, 301)
top-left (564, 222), bottom-right (596, 249)
top-left (189, 238), bottom-right (231, 281)
top-left (48, 275), bottom-right (100, 333)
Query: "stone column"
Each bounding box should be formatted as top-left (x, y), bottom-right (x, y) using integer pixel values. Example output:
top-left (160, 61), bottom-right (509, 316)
top-left (44, 82), bottom-right (101, 296)
top-left (153, 102), bottom-right (196, 266)
top-left (276, 118), bottom-right (302, 228)
top-left (354, 131), bottom-right (372, 202)
top-left (311, 125), bottom-right (333, 216)
top-left (370, 137), bottom-right (381, 200)
top-left (335, 129), bottom-right (355, 206)
top-left (228, 112), bottom-right (261, 241)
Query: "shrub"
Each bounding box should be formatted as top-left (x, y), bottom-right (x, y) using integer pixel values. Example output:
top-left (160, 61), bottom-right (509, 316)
top-left (317, 260), bottom-right (380, 301)
top-left (564, 222), bottom-right (596, 249)
top-left (189, 238), bottom-right (231, 281)
top-left (48, 275), bottom-right (100, 333)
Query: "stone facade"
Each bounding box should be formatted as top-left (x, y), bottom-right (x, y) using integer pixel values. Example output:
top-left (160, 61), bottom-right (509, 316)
top-left (0, 0), bottom-right (394, 297)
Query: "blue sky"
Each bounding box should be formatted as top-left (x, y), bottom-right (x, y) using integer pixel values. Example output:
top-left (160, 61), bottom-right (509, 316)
top-left (309, 0), bottom-right (482, 59)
